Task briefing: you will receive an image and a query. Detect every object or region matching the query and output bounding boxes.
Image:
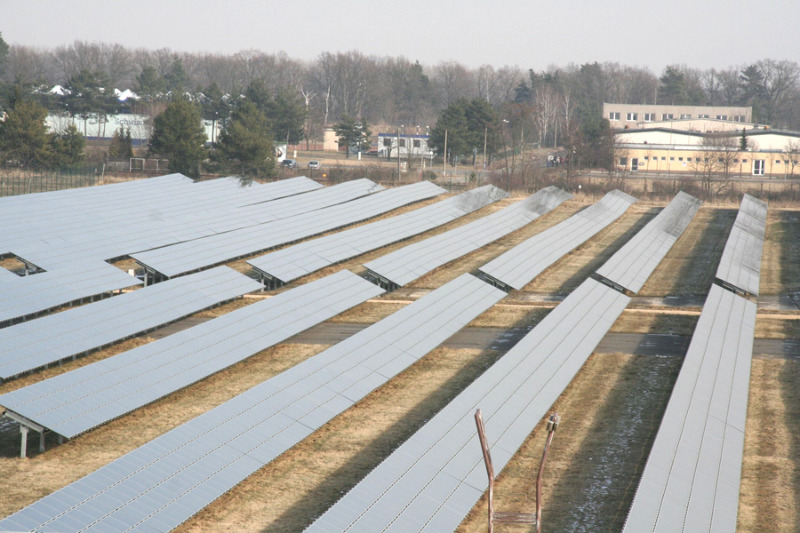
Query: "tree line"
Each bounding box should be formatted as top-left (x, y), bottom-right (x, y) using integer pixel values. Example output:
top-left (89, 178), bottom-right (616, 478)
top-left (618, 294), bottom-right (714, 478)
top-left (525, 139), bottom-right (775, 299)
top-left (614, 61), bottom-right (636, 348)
top-left (2, 34), bottom-right (800, 177)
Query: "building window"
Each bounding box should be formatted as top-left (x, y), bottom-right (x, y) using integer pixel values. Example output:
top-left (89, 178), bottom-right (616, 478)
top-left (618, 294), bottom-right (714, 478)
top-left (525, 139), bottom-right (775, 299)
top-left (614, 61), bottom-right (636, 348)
top-left (716, 114), bottom-right (728, 120)
top-left (680, 114), bottom-right (692, 119)
top-left (698, 114), bottom-right (710, 118)
top-left (695, 158), bottom-right (701, 162)
top-left (754, 159), bottom-right (765, 175)
top-left (734, 159), bottom-right (739, 163)
top-left (413, 139), bottom-right (421, 148)
top-left (661, 156), bottom-right (666, 161)
top-left (743, 159), bottom-right (748, 163)
top-left (627, 112), bottom-right (638, 121)
top-left (383, 138), bottom-right (392, 147)
top-left (718, 158), bottom-right (724, 163)
top-left (609, 112), bottom-right (620, 121)
top-left (619, 157), bottom-right (628, 166)
top-left (678, 157), bottom-right (684, 161)
top-left (644, 113), bottom-right (655, 121)
top-left (662, 113), bottom-right (674, 121)
top-left (643, 156), bottom-right (649, 160)
top-left (734, 115), bottom-right (745, 122)
top-left (670, 157), bottom-right (675, 161)
top-left (399, 139), bottom-right (406, 148)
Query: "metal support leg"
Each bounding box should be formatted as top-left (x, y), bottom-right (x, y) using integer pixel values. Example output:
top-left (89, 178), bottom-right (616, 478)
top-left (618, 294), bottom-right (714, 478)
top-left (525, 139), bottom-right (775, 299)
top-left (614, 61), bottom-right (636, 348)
top-left (39, 430), bottom-right (46, 453)
top-left (20, 426), bottom-right (28, 459)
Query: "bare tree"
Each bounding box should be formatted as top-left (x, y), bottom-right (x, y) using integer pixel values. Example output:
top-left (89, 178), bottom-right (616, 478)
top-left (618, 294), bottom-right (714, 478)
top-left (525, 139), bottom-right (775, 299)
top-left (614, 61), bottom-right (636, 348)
top-left (691, 133), bottom-right (739, 200)
top-left (433, 61), bottom-right (475, 107)
top-left (784, 139), bottom-right (800, 177)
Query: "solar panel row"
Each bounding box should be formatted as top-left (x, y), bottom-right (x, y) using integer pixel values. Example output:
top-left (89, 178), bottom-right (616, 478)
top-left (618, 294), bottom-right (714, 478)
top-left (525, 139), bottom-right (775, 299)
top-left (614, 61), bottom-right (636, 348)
top-left (622, 284), bottom-right (757, 533)
top-left (0, 262), bottom-right (142, 326)
top-left (13, 177), bottom-right (370, 272)
top-left (3, 175), bottom-right (324, 270)
top-left (596, 191), bottom-right (701, 293)
top-left (0, 266), bottom-right (263, 380)
top-left (132, 181), bottom-right (445, 279)
top-left (363, 186), bottom-right (572, 288)
top-left (0, 274), bottom-right (502, 533)
top-left (715, 193), bottom-right (768, 296)
top-left (0, 270), bottom-right (384, 439)
top-left (478, 189), bottom-right (637, 290)
top-left (247, 185), bottom-right (509, 285)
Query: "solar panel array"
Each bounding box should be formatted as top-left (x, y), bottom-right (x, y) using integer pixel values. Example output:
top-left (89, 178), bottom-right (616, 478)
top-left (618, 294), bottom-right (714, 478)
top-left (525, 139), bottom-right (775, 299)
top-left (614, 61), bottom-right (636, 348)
top-left (622, 284), bottom-right (757, 533)
top-left (2, 175), bottom-right (325, 270)
top-left (0, 274), bottom-right (503, 533)
top-left (306, 190), bottom-right (702, 532)
top-left (715, 193), bottom-right (768, 296)
top-left (0, 270), bottom-right (383, 439)
top-left (0, 262), bottom-right (142, 326)
top-left (132, 181), bottom-right (445, 279)
top-left (247, 185), bottom-right (509, 285)
top-left (596, 191), bottom-right (701, 293)
top-left (0, 266), bottom-right (262, 380)
top-left (306, 278), bottom-right (632, 533)
top-left (478, 189), bottom-right (638, 290)
top-left (363, 186), bottom-right (572, 288)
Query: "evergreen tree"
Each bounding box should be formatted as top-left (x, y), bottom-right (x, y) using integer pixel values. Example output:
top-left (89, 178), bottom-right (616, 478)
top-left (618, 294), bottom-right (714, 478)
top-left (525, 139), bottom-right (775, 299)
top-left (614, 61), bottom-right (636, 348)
top-left (149, 97), bottom-right (207, 178)
top-left (109, 127), bottom-right (134, 159)
top-left (428, 99), bottom-right (499, 162)
top-left (164, 57), bottom-right (188, 94)
top-left (212, 100), bottom-right (276, 178)
top-left (136, 65), bottom-right (167, 100)
top-left (0, 98), bottom-right (52, 168)
top-left (0, 32), bottom-right (8, 80)
top-left (51, 124), bottom-right (86, 167)
top-left (333, 114), bottom-right (371, 158)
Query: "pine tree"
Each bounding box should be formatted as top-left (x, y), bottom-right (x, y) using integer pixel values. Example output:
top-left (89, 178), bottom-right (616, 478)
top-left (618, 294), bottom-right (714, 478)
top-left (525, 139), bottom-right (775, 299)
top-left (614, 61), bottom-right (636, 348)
top-left (213, 101), bottom-right (276, 178)
top-left (149, 97), bottom-right (207, 178)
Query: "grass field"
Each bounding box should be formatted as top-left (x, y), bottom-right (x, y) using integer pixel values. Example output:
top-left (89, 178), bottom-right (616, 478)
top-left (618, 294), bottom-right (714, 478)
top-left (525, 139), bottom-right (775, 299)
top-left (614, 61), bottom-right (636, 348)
top-left (0, 192), bottom-right (798, 532)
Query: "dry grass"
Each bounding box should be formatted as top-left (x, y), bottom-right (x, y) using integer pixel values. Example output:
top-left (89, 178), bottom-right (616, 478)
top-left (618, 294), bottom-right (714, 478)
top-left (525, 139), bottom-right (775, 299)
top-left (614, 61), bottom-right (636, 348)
top-left (610, 309), bottom-right (700, 336)
top-left (738, 358), bottom-right (800, 532)
top-left (639, 206), bottom-right (735, 297)
top-left (523, 204), bottom-right (653, 295)
top-left (457, 352), bottom-right (683, 532)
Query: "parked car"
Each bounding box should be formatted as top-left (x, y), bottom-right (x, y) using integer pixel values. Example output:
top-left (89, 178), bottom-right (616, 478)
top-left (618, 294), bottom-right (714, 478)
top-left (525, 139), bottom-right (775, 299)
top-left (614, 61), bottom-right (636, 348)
top-left (308, 160), bottom-right (321, 170)
top-left (281, 159), bottom-right (298, 169)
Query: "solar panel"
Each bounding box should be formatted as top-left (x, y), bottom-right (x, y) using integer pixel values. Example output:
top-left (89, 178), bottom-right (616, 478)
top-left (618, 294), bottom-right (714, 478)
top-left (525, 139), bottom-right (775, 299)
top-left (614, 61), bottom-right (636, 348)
top-left (132, 181), bottom-right (445, 279)
top-left (0, 274), bottom-right (504, 532)
top-left (305, 278), bottom-right (631, 532)
top-left (622, 284), bottom-right (757, 532)
top-left (0, 266), bottom-right (19, 281)
top-left (248, 185), bottom-right (511, 285)
top-left (715, 194), bottom-right (767, 296)
top-left (363, 186), bottom-right (572, 288)
top-left (9, 177), bottom-right (372, 271)
top-left (596, 191), bottom-right (701, 293)
top-left (0, 262), bottom-right (142, 326)
top-left (478, 190), bottom-right (637, 290)
top-left (0, 271), bottom-right (383, 439)
top-left (0, 266), bottom-right (263, 380)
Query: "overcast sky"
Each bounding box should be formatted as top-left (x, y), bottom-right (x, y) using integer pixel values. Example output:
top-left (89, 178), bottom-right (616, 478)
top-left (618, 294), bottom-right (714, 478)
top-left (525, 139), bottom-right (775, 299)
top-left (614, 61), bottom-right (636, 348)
top-left (2, 0), bottom-right (799, 74)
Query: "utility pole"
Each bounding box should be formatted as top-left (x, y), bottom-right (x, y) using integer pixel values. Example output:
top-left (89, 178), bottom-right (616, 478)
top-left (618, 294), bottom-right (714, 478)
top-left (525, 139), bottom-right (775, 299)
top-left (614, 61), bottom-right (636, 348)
top-left (443, 129), bottom-right (448, 179)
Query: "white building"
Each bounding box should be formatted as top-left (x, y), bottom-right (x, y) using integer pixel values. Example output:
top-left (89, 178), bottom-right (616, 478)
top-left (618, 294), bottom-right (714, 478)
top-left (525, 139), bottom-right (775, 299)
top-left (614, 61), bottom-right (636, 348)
top-left (377, 133), bottom-right (433, 159)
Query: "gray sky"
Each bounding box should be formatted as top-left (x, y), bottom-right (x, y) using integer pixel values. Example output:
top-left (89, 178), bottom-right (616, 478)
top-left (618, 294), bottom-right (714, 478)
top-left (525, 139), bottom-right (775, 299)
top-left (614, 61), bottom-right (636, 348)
top-left (2, 0), bottom-right (798, 73)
